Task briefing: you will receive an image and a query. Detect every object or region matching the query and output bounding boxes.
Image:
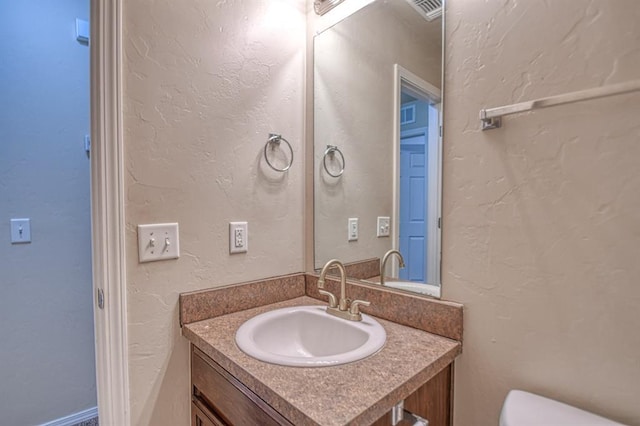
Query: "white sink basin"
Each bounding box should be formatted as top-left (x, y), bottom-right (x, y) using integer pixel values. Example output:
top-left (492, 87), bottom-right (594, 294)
top-left (235, 305), bottom-right (386, 367)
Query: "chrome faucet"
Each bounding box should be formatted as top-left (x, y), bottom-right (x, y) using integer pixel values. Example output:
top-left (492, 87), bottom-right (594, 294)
top-left (380, 249), bottom-right (405, 286)
top-left (317, 259), bottom-right (371, 321)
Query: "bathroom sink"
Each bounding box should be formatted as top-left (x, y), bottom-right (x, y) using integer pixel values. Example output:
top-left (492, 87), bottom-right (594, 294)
top-left (235, 305), bottom-right (386, 367)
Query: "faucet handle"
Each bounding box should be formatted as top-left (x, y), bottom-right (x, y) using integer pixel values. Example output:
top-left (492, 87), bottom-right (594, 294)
top-left (318, 289), bottom-right (338, 309)
top-left (349, 299), bottom-right (371, 317)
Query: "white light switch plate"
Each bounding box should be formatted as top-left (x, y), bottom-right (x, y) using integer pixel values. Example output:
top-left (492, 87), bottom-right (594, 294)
top-left (10, 218), bottom-right (31, 244)
top-left (377, 216), bottom-right (390, 237)
top-left (348, 218), bottom-right (358, 241)
top-left (137, 223), bottom-right (180, 263)
top-left (229, 222), bottom-right (248, 254)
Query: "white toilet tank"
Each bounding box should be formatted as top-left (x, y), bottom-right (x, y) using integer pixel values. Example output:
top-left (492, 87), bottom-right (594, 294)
top-left (500, 390), bottom-right (626, 426)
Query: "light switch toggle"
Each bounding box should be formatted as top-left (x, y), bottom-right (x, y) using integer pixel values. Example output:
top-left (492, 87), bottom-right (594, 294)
top-left (137, 223), bottom-right (180, 263)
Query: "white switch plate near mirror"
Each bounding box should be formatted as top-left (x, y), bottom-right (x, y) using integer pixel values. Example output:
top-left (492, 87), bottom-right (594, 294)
top-left (377, 216), bottom-right (390, 237)
top-left (137, 223), bottom-right (180, 263)
top-left (348, 218), bottom-right (358, 241)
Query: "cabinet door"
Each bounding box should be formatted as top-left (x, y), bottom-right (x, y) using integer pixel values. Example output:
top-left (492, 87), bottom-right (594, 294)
top-left (371, 364), bottom-right (452, 426)
top-left (404, 364), bottom-right (452, 426)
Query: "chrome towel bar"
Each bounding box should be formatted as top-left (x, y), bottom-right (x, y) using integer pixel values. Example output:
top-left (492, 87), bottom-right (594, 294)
top-left (480, 79), bottom-right (640, 130)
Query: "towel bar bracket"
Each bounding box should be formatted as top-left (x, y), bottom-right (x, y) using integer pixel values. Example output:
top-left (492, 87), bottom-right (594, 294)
top-left (480, 115), bottom-right (502, 130)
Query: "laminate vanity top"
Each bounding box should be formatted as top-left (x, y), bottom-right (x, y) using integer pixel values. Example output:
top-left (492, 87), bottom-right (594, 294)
top-left (182, 296), bottom-right (461, 426)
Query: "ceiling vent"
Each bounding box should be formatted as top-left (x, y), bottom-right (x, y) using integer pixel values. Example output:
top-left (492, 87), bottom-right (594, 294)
top-left (314, 0), bottom-right (347, 16)
top-left (406, 0), bottom-right (443, 21)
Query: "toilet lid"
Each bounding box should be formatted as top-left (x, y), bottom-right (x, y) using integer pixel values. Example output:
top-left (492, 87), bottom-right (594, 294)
top-left (500, 390), bottom-right (626, 426)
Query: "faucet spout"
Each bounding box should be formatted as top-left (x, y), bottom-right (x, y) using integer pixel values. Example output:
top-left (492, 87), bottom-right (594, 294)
top-left (318, 259), bottom-right (347, 309)
top-left (318, 259), bottom-right (346, 309)
top-left (380, 250), bottom-right (405, 286)
top-left (317, 259), bottom-right (370, 321)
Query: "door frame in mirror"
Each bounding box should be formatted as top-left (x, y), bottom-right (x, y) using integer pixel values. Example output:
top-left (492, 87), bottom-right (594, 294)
top-left (392, 65), bottom-right (442, 289)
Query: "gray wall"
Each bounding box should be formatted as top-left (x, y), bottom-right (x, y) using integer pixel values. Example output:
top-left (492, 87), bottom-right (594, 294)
top-left (0, 1), bottom-right (96, 424)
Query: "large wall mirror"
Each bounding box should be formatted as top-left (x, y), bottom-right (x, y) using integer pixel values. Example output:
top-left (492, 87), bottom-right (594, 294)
top-left (313, 0), bottom-right (444, 297)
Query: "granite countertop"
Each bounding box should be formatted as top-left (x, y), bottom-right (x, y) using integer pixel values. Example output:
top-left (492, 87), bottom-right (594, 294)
top-left (183, 296), bottom-right (461, 426)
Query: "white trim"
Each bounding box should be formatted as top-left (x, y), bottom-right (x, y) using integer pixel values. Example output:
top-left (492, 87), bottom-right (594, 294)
top-left (426, 103), bottom-right (441, 285)
top-left (40, 407), bottom-right (98, 426)
top-left (395, 65), bottom-right (441, 104)
top-left (400, 127), bottom-right (428, 141)
top-left (392, 64), bottom-right (442, 289)
top-left (392, 66), bottom-right (401, 275)
top-left (90, 1), bottom-right (130, 425)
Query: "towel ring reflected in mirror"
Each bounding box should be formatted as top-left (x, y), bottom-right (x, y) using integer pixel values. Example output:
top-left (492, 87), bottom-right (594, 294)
top-left (264, 133), bottom-right (294, 172)
top-left (323, 145), bottom-right (345, 178)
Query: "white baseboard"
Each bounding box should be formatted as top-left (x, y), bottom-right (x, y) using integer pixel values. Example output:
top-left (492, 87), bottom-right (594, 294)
top-left (40, 406), bottom-right (98, 426)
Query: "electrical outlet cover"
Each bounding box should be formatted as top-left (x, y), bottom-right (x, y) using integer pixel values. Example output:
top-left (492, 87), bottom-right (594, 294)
top-left (229, 222), bottom-right (248, 254)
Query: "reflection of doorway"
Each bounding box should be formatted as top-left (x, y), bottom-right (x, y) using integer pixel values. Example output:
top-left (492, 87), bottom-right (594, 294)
top-left (393, 65), bottom-right (441, 286)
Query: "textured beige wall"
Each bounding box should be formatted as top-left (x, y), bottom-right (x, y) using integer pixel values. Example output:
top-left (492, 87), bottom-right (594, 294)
top-left (443, 1), bottom-right (640, 425)
top-left (123, 1), bottom-right (306, 424)
top-left (314, 0), bottom-right (441, 268)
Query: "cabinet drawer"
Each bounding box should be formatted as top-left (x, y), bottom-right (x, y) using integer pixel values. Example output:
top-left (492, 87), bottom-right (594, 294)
top-left (191, 347), bottom-right (292, 426)
top-left (192, 401), bottom-right (224, 426)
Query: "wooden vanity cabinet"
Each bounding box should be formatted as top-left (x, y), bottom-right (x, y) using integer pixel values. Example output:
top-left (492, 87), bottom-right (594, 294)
top-left (191, 345), bottom-right (453, 426)
top-left (191, 347), bottom-right (293, 426)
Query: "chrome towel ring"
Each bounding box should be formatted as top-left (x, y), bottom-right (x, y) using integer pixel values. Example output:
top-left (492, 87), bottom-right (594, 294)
top-left (323, 145), bottom-right (345, 178)
top-left (264, 133), bottom-right (293, 172)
